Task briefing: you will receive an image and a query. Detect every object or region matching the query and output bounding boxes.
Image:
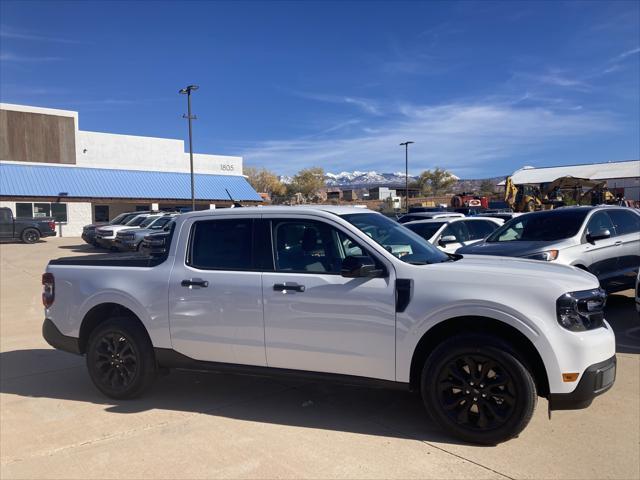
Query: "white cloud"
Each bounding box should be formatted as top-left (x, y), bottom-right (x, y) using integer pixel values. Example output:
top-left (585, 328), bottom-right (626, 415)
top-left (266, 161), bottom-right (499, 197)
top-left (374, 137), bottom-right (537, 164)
top-left (0, 27), bottom-right (81, 44)
top-left (0, 52), bottom-right (62, 62)
top-left (240, 102), bottom-right (616, 177)
top-left (292, 91), bottom-right (381, 115)
top-left (613, 47), bottom-right (640, 62)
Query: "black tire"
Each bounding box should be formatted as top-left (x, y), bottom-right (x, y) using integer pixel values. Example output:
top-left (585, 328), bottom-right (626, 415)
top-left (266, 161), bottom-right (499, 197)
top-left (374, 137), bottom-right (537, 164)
top-left (421, 334), bottom-right (537, 445)
top-left (86, 317), bottom-right (157, 399)
top-left (21, 228), bottom-right (40, 244)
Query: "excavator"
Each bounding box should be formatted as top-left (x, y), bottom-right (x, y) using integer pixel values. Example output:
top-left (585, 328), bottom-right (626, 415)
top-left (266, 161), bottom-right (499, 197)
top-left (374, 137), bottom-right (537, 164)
top-left (504, 176), bottom-right (615, 212)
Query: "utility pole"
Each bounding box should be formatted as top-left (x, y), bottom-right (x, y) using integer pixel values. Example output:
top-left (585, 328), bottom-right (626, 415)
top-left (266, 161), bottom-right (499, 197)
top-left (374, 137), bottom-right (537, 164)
top-left (179, 85), bottom-right (199, 211)
top-left (399, 141), bottom-right (414, 213)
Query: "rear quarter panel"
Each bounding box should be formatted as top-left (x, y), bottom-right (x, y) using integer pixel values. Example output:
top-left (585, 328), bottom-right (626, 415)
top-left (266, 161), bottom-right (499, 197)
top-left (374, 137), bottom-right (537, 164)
top-left (46, 258), bottom-right (175, 348)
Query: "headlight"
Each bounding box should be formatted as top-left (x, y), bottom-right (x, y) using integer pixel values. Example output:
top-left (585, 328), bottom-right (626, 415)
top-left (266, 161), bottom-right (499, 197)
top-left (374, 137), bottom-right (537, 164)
top-left (556, 289), bottom-right (606, 331)
top-left (521, 250), bottom-right (559, 261)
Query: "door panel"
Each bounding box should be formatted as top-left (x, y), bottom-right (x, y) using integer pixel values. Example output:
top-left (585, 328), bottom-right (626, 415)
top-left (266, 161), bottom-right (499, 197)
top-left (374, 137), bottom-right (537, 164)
top-left (584, 211), bottom-right (618, 282)
top-left (168, 217), bottom-right (266, 365)
top-left (262, 217), bottom-right (397, 380)
top-left (607, 209), bottom-right (640, 288)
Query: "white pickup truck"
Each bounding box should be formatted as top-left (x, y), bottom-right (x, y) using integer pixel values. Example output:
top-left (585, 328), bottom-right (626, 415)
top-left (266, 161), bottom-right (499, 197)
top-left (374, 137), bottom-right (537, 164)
top-left (42, 206), bottom-right (616, 444)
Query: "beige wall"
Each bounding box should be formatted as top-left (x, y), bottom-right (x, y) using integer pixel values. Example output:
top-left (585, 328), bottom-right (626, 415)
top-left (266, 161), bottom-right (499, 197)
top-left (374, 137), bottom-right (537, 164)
top-left (0, 110), bottom-right (76, 164)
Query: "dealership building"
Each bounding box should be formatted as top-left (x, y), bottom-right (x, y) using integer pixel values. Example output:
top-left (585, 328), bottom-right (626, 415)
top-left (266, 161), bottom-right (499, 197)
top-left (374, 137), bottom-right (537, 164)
top-left (0, 103), bottom-right (262, 236)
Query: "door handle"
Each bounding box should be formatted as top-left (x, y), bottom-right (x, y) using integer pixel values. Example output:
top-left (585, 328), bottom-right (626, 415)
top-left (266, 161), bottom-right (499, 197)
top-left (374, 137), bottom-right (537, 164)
top-left (273, 282), bottom-right (305, 293)
top-left (614, 241), bottom-right (623, 246)
top-left (181, 278), bottom-right (209, 288)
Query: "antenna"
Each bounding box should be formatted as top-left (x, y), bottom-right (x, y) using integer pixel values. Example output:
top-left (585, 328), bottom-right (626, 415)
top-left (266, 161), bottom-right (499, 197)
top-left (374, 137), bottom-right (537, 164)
top-left (225, 189), bottom-right (243, 208)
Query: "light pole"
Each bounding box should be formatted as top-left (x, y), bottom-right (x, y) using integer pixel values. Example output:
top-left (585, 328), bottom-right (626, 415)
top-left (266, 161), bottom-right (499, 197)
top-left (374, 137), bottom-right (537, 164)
top-left (399, 141), bottom-right (414, 213)
top-left (179, 85), bottom-right (199, 211)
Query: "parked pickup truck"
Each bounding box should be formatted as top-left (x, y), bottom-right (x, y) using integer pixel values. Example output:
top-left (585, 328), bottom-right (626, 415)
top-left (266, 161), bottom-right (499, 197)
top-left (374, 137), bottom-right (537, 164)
top-left (42, 206), bottom-right (616, 444)
top-left (0, 207), bottom-right (56, 243)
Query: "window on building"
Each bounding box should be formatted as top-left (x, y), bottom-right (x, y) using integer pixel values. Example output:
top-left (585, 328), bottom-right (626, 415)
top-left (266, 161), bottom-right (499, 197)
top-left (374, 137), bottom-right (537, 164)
top-left (94, 206), bottom-right (109, 222)
top-left (51, 203), bottom-right (68, 222)
top-left (15, 203), bottom-right (33, 218)
top-left (188, 219), bottom-right (253, 270)
top-left (135, 205), bottom-right (149, 211)
top-left (33, 203), bottom-right (51, 217)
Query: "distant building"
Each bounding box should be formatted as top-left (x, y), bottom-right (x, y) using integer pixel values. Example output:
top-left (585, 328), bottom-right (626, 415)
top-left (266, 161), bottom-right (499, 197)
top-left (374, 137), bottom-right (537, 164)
top-left (342, 189), bottom-right (357, 201)
top-left (0, 103), bottom-right (261, 236)
top-left (368, 186), bottom-right (396, 200)
top-left (326, 190), bottom-right (341, 201)
top-left (499, 160), bottom-right (640, 201)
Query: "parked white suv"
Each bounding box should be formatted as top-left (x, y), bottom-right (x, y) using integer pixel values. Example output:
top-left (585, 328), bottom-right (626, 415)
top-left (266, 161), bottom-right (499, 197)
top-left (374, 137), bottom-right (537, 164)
top-left (42, 206), bottom-right (616, 444)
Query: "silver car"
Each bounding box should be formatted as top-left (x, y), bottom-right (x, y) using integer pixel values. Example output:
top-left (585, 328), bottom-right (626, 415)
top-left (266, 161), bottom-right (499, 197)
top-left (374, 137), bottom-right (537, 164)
top-left (457, 206), bottom-right (640, 293)
top-left (403, 216), bottom-right (503, 253)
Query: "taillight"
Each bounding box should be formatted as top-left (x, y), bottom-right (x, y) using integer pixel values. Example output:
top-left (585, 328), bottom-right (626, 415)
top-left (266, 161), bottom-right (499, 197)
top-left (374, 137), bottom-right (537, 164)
top-left (48, 221), bottom-right (56, 231)
top-left (42, 273), bottom-right (55, 308)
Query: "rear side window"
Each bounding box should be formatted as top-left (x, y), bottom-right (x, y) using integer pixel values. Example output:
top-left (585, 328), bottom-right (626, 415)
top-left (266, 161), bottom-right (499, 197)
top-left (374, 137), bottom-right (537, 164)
top-left (607, 210), bottom-right (640, 236)
top-left (188, 219), bottom-right (253, 270)
top-left (466, 220), bottom-right (499, 240)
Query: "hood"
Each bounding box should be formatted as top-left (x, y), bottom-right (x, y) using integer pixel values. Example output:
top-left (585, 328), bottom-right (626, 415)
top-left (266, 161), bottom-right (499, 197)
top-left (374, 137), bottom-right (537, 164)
top-left (436, 254), bottom-right (599, 292)
top-left (457, 239), bottom-right (572, 257)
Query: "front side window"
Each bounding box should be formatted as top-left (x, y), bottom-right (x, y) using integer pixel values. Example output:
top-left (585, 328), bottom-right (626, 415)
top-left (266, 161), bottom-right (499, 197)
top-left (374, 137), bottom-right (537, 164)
top-left (342, 213), bottom-right (450, 265)
top-left (586, 211), bottom-right (615, 235)
top-left (15, 203), bottom-right (33, 218)
top-left (466, 220), bottom-right (499, 240)
top-left (150, 217), bottom-right (173, 229)
top-left (606, 209), bottom-right (640, 236)
top-left (487, 210), bottom-right (590, 242)
top-left (139, 216), bottom-right (161, 228)
top-left (189, 219), bottom-right (253, 270)
top-left (441, 222), bottom-right (469, 242)
top-left (272, 220), bottom-right (343, 273)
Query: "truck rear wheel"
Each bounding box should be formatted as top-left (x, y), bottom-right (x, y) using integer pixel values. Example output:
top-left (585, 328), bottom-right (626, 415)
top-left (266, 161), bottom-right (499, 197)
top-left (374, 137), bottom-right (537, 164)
top-left (421, 334), bottom-right (536, 445)
top-left (86, 317), bottom-right (157, 399)
top-left (21, 228), bottom-right (40, 244)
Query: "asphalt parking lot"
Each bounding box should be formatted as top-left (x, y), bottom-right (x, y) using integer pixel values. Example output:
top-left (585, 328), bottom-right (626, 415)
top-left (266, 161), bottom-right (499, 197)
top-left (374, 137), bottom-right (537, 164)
top-left (1, 238), bottom-right (638, 479)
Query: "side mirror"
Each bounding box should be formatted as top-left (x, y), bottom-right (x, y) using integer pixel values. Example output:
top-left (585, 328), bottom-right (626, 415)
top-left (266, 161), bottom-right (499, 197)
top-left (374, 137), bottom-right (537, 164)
top-left (586, 228), bottom-right (611, 242)
top-left (341, 256), bottom-right (384, 278)
top-left (438, 235), bottom-right (457, 246)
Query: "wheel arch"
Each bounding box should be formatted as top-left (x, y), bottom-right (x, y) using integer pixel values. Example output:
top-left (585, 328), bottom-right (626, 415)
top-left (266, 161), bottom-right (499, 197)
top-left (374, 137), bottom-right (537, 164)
top-left (78, 302), bottom-right (151, 354)
top-left (409, 316), bottom-right (549, 396)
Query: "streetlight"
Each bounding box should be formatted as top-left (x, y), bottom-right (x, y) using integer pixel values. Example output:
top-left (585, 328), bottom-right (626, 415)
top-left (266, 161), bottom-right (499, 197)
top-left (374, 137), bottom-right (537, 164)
top-left (399, 141), bottom-right (414, 213)
top-left (179, 84), bottom-right (199, 211)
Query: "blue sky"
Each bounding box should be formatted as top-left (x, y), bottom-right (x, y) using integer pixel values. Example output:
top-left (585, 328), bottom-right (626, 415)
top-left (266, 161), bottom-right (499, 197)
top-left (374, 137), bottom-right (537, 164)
top-left (1, 0), bottom-right (638, 178)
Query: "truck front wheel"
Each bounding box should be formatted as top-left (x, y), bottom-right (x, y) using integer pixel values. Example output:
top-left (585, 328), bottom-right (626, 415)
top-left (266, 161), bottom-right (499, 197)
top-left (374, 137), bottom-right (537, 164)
top-left (421, 334), bottom-right (537, 445)
top-left (86, 317), bottom-right (157, 399)
top-left (21, 228), bottom-right (40, 244)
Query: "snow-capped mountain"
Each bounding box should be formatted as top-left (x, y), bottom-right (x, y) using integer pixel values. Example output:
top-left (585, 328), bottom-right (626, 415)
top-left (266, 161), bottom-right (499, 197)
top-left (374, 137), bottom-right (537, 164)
top-left (324, 171), bottom-right (415, 187)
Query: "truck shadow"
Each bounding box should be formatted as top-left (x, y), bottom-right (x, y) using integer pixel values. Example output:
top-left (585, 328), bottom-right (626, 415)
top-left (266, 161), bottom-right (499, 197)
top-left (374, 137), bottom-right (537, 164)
top-left (57, 244), bottom-right (105, 254)
top-left (0, 348), bottom-right (459, 445)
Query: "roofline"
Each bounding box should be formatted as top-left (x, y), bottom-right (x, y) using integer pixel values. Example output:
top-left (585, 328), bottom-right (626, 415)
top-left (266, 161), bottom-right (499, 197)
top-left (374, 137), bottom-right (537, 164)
top-left (512, 159), bottom-right (640, 174)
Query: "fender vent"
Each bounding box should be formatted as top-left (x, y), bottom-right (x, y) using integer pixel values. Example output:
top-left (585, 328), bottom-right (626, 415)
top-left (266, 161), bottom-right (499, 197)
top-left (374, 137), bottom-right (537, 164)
top-left (396, 279), bottom-right (412, 313)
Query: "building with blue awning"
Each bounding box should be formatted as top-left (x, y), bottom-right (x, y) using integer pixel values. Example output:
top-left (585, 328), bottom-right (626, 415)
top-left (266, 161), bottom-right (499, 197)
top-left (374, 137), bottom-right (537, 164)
top-left (0, 103), bottom-right (262, 236)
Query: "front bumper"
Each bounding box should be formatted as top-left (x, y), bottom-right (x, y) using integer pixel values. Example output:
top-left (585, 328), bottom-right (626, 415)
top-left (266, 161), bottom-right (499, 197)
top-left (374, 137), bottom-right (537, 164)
top-left (42, 318), bottom-right (81, 355)
top-left (113, 238), bottom-right (138, 251)
top-left (41, 230), bottom-right (57, 238)
top-left (548, 355), bottom-right (616, 410)
top-left (95, 237), bottom-right (115, 248)
top-left (81, 232), bottom-right (96, 245)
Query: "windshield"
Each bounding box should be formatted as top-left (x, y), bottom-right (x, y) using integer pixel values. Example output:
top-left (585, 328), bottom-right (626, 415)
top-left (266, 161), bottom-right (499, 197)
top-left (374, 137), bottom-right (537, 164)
top-left (109, 213), bottom-right (128, 225)
top-left (126, 215), bottom-right (148, 226)
top-left (139, 216), bottom-right (161, 228)
top-left (404, 222), bottom-right (445, 241)
top-left (486, 209), bottom-right (589, 242)
top-left (342, 213), bottom-right (450, 265)
top-left (150, 217), bottom-right (173, 229)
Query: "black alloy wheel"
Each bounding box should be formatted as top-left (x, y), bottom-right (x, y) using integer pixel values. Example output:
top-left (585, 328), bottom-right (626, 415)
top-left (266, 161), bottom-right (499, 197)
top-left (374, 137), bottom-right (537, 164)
top-left (94, 332), bottom-right (138, 390)
top-left (421, 334), bottom-right (536, 445)
top-left (22, 228), bottom-right (40, 243)
top-left (86, 317), bottom-right (157, 399)
top-left (436, 354), bottom-right (516, 430)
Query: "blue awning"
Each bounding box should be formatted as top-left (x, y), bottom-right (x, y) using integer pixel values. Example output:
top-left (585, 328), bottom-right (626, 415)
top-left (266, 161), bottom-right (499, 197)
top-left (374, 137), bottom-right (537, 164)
top-left (0, 162), bottom-right (262, 202)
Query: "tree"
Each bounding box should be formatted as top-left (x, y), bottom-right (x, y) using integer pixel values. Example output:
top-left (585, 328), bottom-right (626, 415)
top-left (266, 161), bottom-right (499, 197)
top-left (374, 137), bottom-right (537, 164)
top-left (415, 168), bottom-right (457, 196)
top-left (244, 167), bottom-right (286, 197)
top-left (479, 179), bottom-right (495, 196)
top-left (288, 167), bottom-right (325, 201)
